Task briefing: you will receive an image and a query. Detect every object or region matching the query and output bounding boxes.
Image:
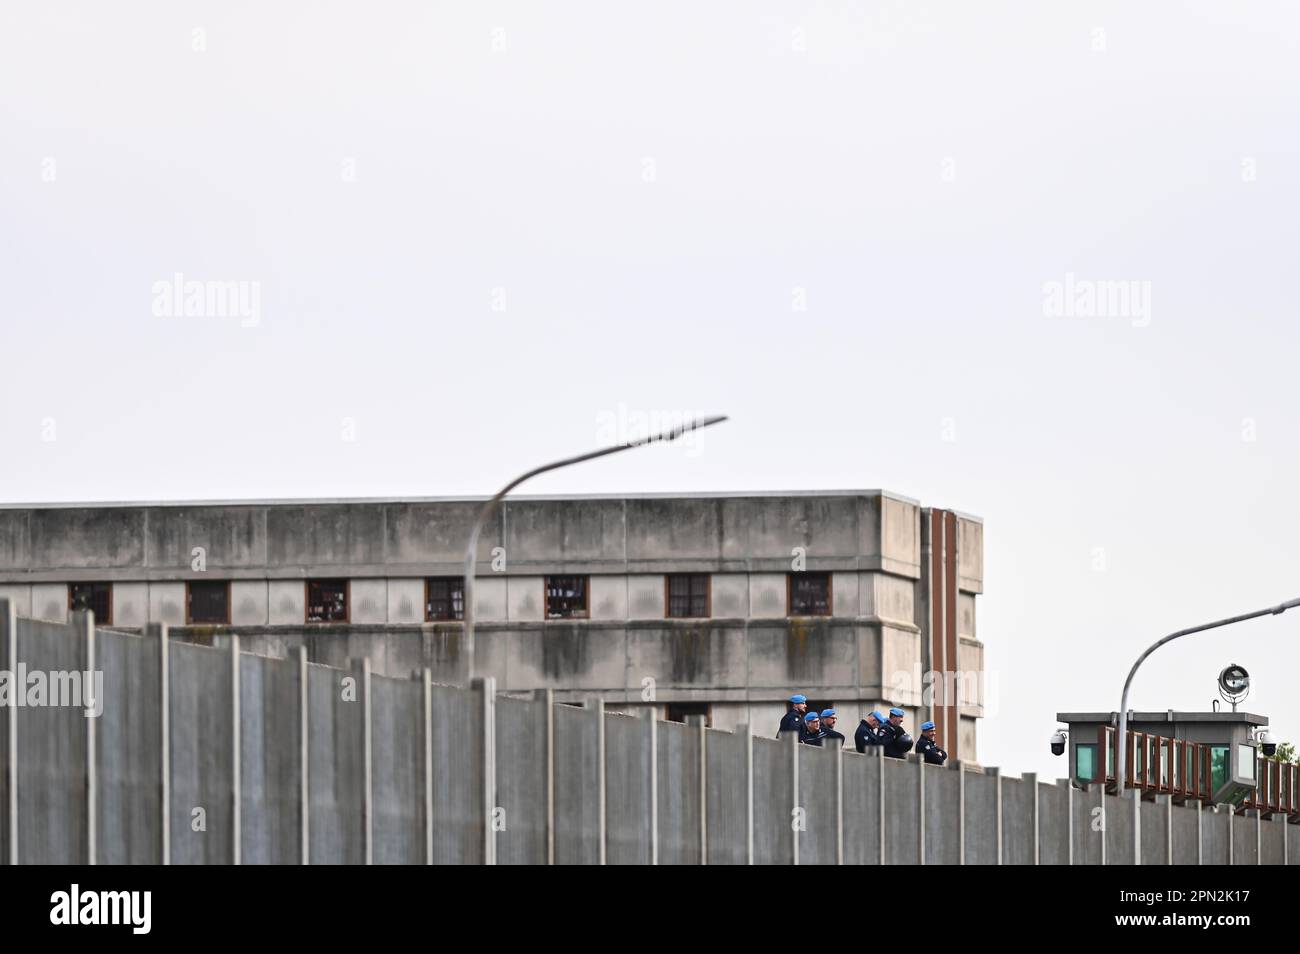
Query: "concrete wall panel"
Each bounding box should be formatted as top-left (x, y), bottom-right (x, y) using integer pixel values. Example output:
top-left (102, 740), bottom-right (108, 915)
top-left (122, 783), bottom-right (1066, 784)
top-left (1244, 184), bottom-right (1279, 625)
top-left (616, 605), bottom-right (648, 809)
top-left (269, 581), bottom-right (304, 625)
top-left (656, 718), bottom-right (702, 865)
top-left (112, 582), bottom-right (148, 628)
top-left (350, 579), bottom-right (387, 625)
top-left (231, 580), bottom-right (268, 626)
top-left (148, 582), bottom-right (185, 627)
top-left (704, 727), bottom-right (748, 864)
top-left (146, 507), bottom-right (266, 570)
top-left (31, 583), bottom-right (68, 622)
top-left (370, 674), bottom-right (424, 864)
top-left (553, 703), bottom-right (600, 865)
top-left (386, 578), bottom-right (424, 625)
top-left (589, 575), bottom-right (627, 621)
top-left (239, 652), bottom-right (300, 865)
top-left (710, 573), bottom-right (747, 618)
top-left (604, 713), bottom-right (651, 864)
top-left (169, 641), bottom-right (234, 864)
top-left (752, 736), bottom-right (794, 864)
top-left (797, 743), bottom-right (838, 865)
top-left (495, 696), bottom-right (547, 865)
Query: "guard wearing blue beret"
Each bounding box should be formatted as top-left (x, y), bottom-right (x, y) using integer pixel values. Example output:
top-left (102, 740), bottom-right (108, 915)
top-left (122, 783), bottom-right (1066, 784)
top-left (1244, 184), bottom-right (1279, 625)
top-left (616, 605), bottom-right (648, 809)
top-left (800, 710), bottom-right (825, 745)
top-left (818, 708), bottom-right (845, 748)
top-left (778, 694), bottom-right (808, 737)
top-left (916, 721), bottom-right (948, 765)
top-left (880, 707), bottom-right (914, 759)
top-left (854, 709), bottom-right (886, 753)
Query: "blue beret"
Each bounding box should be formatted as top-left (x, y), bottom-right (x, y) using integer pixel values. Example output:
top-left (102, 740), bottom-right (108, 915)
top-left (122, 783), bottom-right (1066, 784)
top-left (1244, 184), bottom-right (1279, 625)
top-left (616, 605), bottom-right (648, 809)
top-left (889, 707), bottom-right (905, 717)
top-left (921, 721), bottom-right (936, 731)
top-left (820, 708), bottom-right (836, 718)
top-left (790, 694), bottom-right (807, 704)
top-left (871, 710), bottom-right (885, 722)
top-left (803, 711), bottom-right (820, 722)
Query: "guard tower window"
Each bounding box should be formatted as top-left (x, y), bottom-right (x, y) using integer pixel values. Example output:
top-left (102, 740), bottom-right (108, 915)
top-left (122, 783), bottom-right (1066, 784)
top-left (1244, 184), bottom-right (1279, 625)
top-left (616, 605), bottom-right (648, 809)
top-left (787, 573), bottom-right (832, 617)
top-left (545, 576), bottom-right (589, 619)
top-left (186, 581), bottom-right (230, 624)
top-left (69, 582), bottom-right (112, 625)
top-left (306, 579), bottom-right (349, 623)
top-left (1210, 745), bottom-right (1230, 794)
top-left (425, 577), bottom-right (465, 621)
top-left (665, 702), bottom-right (711, 726)
top-left (666, 574), bottom-right (710, 619)
top-left (1075, 743), bottom-right (1097, 783)
top-left (1238, 744), bottom-right (1256, 783)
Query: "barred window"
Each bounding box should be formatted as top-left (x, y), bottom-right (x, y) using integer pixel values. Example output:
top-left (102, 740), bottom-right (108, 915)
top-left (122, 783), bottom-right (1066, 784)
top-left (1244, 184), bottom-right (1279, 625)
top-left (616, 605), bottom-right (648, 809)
top-left (787, 572), bottom-right (831, 617)
top-left (666, 574), bottom-right (709, 618)
top-left (545, 576), bottom-right (589, 619)
top-left (187, 580), bottom-right (230, 624)
top-left (306, 579), bottom-right (348, 623)
top-left (425, 577), bottom-right (465, 621)
top-left (69, 582), bottom-right (111, 624)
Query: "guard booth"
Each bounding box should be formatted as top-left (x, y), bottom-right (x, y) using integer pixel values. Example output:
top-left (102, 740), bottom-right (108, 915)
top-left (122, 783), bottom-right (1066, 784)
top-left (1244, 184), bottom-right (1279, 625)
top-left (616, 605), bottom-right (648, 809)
top-left (1055, 710), bottom-right (1298, 819)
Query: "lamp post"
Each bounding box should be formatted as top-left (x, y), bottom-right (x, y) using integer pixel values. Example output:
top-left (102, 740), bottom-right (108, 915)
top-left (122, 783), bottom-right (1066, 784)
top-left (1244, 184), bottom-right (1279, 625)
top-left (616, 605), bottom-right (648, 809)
top-left (1115, 596), bottom-right (1300, 793)
top-left (461, 414), bottom-right (729, 684)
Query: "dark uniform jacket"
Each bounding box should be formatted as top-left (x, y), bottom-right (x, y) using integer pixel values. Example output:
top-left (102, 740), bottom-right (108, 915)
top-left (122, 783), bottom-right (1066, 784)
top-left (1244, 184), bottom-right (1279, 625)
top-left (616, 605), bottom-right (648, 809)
top-left (820, 728), bottom-right (846, 748)
top-left (777, 709), bottom-right (804, 737)
top-left (880, 722), bottom-right (914, 759)
top-left (854, 721), bottom-right (884, 753)
top-left (801, 730), bottom-right (825, 746)
top-left (917, 736), bottom-right (948, 765)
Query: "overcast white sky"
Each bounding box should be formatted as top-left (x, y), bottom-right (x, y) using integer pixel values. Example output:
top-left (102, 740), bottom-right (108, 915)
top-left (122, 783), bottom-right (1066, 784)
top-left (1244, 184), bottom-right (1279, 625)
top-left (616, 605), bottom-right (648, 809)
top-left (2, 2), bottom-right (1298, 779)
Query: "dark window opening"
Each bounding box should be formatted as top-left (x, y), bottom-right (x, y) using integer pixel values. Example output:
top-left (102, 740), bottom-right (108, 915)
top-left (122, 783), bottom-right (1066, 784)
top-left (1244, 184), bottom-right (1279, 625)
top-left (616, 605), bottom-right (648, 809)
top-left (545, 576), bottom-right (589, 619)
top-left (666, 702), bottom-right (711, 726)
top-left (306, 579), bottom-right (349, 623)
top-left (187, 580), bottom-right (230, 624)
top-left (666, 573), bottom-right (710, 618)
top-left (788, 572), bottom-right (832, 617)
top-left (69, 582), bottom-right (111, 624)
top-left (425, 577), bottom-right (465, 621)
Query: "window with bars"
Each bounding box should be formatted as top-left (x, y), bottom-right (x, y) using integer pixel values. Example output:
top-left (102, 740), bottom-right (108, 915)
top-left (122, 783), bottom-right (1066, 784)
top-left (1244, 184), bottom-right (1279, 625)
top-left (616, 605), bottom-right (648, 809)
top-left (187, 580), bottom-right (230, 624)
top-left (787, 572), bottom-right (831, 617)
top-left (425, 577), bottom-right (465, 621)
top-left (69, 582), bottom-right (112, 624)
top-left (665, 574), bottom-right (709, 618)
top-left (545, 576), bottom-right (589, 619)
top-left (306, 579), bottom-right (349, 623)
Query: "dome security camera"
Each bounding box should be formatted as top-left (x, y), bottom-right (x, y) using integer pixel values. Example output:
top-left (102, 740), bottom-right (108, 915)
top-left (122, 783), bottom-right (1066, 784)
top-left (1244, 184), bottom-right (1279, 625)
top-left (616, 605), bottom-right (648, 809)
top-left (1257, 729), bottom-right (1277, 758)
top-left (1050, 729), bottom-right (1067, 757)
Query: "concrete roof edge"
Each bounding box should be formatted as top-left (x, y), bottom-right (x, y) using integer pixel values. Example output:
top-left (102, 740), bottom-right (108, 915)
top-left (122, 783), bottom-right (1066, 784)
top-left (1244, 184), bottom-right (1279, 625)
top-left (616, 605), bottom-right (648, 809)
top-left (0, 488), bottom-right (934, 509)
top-left (1056, 711), bottom-right (1269, 724)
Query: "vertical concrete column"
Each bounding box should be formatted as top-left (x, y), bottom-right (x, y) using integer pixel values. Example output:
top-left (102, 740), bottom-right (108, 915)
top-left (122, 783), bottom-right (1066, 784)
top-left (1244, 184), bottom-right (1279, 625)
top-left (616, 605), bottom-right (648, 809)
top-left (697, 718), bottom-right (707, 866)
top-left (1165, 794), bottom-right (1173, 866)
top-left (2, 599), bottom-right (14, 866)
top-left (359, 659), bottom-right (373, 866)
top-left (76, 611), bottom-right (96, 865)
top-left (1255, 809), bottom-right (1261, 864)
top-left (835, 743), bottom-right (844, 866)
top-left (544, 689), bottom-right (555, 866)
top-left (1131, 788), bottom-right (1141, 866)
top-left (298, 646), bottom-right (309, 866)
top-left (230, 634), bottom-right (241, 866)
top-left (789, 729), bottom-right (799, 866)
top-left (423, 669), bottom-right (433, 866)
top-left (1099, 783), bottom-right (1107, 865)
top-left (877, 748), bottom-right (885, 865)
top-left (917, 757), bottom-right (925, 865)
top-left (1227, 806), bottom-right (1234, 865)
top-left (987, 767), bottom-right (1003, 865)
top-left (147, 623), bottom-right (170, 866)
top-left (1196, 800), bottom-right (1202, 865)
top-left (1063, 779), bottom-right (1073, 866)
top-left (959, 764), bottom-right (967, 865)
top-left (740, 723), bottom-right (753, 865)
top-left (1023, 773), bottom-right (1039, 865)
top-left (647, 708), bottom-right (658, 866)
top-left (595, 698), bottom-right (606, 865)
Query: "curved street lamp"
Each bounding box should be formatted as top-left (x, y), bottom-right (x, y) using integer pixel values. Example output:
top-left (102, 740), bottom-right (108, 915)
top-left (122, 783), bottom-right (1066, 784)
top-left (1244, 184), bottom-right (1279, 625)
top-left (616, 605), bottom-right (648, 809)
top-left (1115, 596), bottom-right (1300, 794)
top-left (461, 414), bottom-right (729, 683)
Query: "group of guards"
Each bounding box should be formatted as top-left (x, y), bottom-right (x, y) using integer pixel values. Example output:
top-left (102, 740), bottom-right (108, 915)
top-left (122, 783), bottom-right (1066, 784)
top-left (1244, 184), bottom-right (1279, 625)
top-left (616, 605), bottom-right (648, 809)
top-left (777, 694), bottom-right (948, 765)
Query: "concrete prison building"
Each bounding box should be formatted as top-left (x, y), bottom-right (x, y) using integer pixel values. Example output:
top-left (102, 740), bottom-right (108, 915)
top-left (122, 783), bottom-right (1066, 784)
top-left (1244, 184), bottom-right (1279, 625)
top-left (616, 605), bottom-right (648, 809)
top-left (0, 490), bottom-right (988, 760)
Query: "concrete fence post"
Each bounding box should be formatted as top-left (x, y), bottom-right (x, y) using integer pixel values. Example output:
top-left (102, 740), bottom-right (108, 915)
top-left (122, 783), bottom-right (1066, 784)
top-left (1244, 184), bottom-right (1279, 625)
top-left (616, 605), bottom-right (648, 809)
top-left (647, 708), bottom-right (658, 866)
top-left (75, 611), bottom-right (96, 865)
top-left (1196, 800), bottom-right (1202, 865)
top-left (1023, 773), bottom-right (1039, 865)
top-left (150, 623), bottom-right (171, 866)
top-left (1132, 788), bottom-right (1141, 866)
top-left (595, 698), bottom-right (606, 866)
top-left (544, 689), bottom-right (555, 866)
top-left (917, 756), bottom-right (925, 865)
top-left (473, 675), bottom-right (496, 866)
top-left (834, 742), bottom-right (844, 866)
top-left (230, 633), bottom-right (241, 866)
top-left (741, 723), bottom-right (753, 865)
top-left (1064, 779), bottom-right (1073, 866)
top-left (2, 599), bottom-right (15, 866)
top-left (877, 748), bottom-right (885, 865)
top-left (423, 668), bottom-right (433, 865)
top-left (0, 600), bottom-right (13, 868)
top-left (986, 767), bottom-right (1003, 865)
top-left (789, 728), bottom-right (799, 866)
top-left (1255, 809), bottom-right (1261, 864)
top-left (1228, 805), bottom-right (1234, 865)
top-left (959, 764), bottom-right (967, 865)
top-left (697, 718), bottom-right (707, 865)
top-left (1099, 783), bottom-right (1107, 866)
top-left (298, 646), bottom-right (309, 865)
top-left (1165, 794), bottom-right (1173, 866)
top-left (359, 659), bottom-right (373, 866)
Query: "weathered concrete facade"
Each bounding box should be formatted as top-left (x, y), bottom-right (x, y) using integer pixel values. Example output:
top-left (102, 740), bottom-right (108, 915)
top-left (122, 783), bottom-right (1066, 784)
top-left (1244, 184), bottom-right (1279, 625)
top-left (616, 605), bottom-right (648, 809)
top-left (0, 491), bottom-right (986, 758)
